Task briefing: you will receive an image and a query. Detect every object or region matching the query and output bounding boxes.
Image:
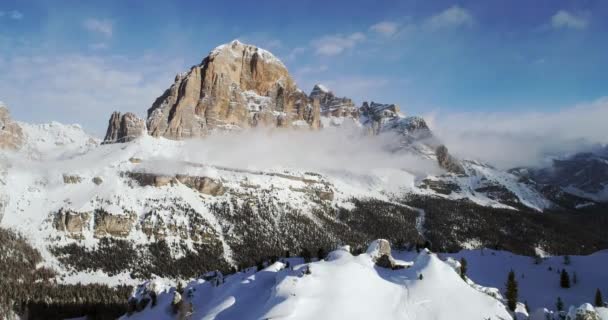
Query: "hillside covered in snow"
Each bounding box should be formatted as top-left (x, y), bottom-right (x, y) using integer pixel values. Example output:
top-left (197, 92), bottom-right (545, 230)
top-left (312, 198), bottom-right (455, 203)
top-left (1, 40), bottom-right (607, 319)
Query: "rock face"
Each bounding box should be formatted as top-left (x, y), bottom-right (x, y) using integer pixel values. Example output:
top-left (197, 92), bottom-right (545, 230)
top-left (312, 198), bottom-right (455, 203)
top-left (436, 145), bottom-right (465, 174)
top-left (366, 239), bottom-right (398, 269)
top-left (54, 209), bottom-right (91, 237)
top-left (126, 172), bottom-right (226, 196)
top-left (0, 105), bottom-right (24, 150)
top-left (146, 40), bottom-right (320, 139)
top-left (94, 210), bottom-right (137, 238)
top-left (309, 84), bottom-right (359, 119)
top-left (103, 112), bottom-right (146, 144)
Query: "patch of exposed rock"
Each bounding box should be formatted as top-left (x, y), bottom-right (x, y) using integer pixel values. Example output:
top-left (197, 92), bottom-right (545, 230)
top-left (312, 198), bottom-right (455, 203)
top-left (0, 105), bottom-right (24, 150)
top-left (366, 239), bottom-right (402, 269)
top-left (63, 174), bottom-right (83, 184)
top-left (309, 84), bottom-right (359, 119)
top-left (54, 209), bottom-right (91, 237)
top-left (146, 40), bottom-right (320, 139)
top-left (126, 172), bottom-right (226, 196)
top-left (94, 210), bottom-right (137, 238)
top-left (103, 112), bottom-right (146, 144)
top-left (436, 145), bottom-right (465, 174)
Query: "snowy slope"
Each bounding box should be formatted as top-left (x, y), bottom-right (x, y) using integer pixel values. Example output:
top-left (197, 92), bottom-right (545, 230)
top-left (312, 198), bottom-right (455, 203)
top-left (394, 249), bottom-right (608, 314)
top-left (121, 246), bottom-right (513, 320)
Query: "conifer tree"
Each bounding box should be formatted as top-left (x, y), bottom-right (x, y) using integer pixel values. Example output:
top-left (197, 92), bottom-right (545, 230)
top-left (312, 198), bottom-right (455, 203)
top-left (505, 270), bottom-right (518, 312)
top-left (560, 270), bottom-right (571, 288)
top-left (563, 255), bottom-right (571, 265)
top-left (460, 257), bottom-right (468, 280)
top-left (556, 297), bottom-right (564, 312)
top-left (596, 289), bottom-right (604, 307)
top-left (317, 248), bottom-right (326, 261)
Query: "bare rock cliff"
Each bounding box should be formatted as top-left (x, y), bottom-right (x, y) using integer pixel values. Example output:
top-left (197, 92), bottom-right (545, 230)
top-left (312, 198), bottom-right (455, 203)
top-left (145, 40), bottom-right (320, 140)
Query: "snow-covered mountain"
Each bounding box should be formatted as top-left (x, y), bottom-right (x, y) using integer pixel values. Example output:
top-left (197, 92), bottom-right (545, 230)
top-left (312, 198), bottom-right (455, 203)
top-left (121, 241), bottom-right (608, 320)
top-left (1, 40), bottom-right (607, 319)
top-left (121, 241), bottom-right (515, 320)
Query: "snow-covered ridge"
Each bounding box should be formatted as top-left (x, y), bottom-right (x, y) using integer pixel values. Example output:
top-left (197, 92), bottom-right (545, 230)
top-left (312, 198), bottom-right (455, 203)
top-left (120, 243), bottom-right (514, 320)
top-left (17, 121), bottom-right (99, 159)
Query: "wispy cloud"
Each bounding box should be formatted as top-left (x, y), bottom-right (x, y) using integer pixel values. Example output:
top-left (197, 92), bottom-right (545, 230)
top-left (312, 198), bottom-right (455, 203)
top-left (425, 6), bottom-right (474, 30)
top-left (311, 32), bottom-right (366, 56)
top-left (284, 46), bottom-right (307, 62)
top-left (0, 10), bottom-right (24, 20)
top-left (551, 10), bottom-right (589, 30)
top-left (429, 98), bottom-right (608, 168)
top-left (0, 54), bottom-right (183, 136)
top-left (295, 65), bottom-right (328, 75)
top-left (83, 18), bottom-right (113, 37)
top-left (370, 21), bottom-right (400, 36)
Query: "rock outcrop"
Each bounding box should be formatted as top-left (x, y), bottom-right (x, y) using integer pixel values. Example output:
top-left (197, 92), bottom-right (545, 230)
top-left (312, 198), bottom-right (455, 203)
top-left (94, 210), bottom-right (137, 238)
top-left (103, 112), bottom-right (146, 144)
top-left (436, 145), bottom-right (465, 174)
top-left (0, 105), bottom-right (24, 150)
top-left (367, 239), bottom-right (399, 269)
top-left (309, 84), bottom-right (359, 119)
top-left (54, 209), bottom-right (91, 237)
top-left (146, 40), bottom-right (320, 140)
top-left (126, 172), bottom-right (226, 196)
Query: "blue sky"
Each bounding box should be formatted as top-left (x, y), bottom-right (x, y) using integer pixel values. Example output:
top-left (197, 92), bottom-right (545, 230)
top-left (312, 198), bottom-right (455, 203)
top-left (0, 0), bottom-right (607, 136)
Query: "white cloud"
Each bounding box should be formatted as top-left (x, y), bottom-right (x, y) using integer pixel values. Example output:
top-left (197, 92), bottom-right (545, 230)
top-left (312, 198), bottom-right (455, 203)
top-left (370, 21), bottom-right (400, 36)
top-left (83, 18), bottom-right (113, 37)
top-left (284, 46), bottom-right (307, 62)
top-left (311, 32), bottom-right (366, 56)
top-left (175, 127), bottom-right (440, 176)
top-left (551, 10), bottom-right (589, 30)
top-left (0, 10), bottom-right (23, 20)
top-left (89, 42), bottom-right (108, 50)
top-left (10, 10), bottom-right (23, 20)
top-left (0, 54), bottom-right (183, 136)
top-left (425, 6), bottom-right (474, 30)
top-left (429, 98), bottom-right (608, 169)
top-left (295, 65), bottom-right (328, 75)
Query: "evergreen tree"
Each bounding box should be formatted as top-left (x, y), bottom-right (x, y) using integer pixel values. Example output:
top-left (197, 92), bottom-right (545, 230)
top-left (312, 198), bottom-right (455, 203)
top-left (317, 248), bottom-right (326, 261)
top-left (256, 260), bottom-right (265, 272)
top-left (460, 257), bottom-right (468, 280)
top-left (556, 297), bottom-right (564, 311)
top-left (176, 281), bottom-right (184, 294)
top-left (505, 270), bottom-right (518, 312)
top-left (595, 289), bottom-right (604, 307)
top-left (560, 270), bottom-right (571, 288)
top-left (418, 274), bottom-right (423, 280)
top-left (563, 255), bottom-right (571, 265)
top-left (301, 248), bottom-right (312, 263)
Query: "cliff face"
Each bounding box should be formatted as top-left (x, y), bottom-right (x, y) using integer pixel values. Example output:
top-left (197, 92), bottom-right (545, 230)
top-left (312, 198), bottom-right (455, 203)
top-left (145, 40), bottom-right (320, 140)
top-left (0, 104), bottom-right (24, 150)
top-left (102, 112), bottom-right (146, 144)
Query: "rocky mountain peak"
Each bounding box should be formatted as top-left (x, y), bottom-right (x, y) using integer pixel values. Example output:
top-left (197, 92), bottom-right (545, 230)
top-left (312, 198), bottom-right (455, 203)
top-left (102, 112), bottom-right (146, 144)
top-left (309, 84), bottom-right (358, 119)
top-left (119, 40), bottom-right (320, 141)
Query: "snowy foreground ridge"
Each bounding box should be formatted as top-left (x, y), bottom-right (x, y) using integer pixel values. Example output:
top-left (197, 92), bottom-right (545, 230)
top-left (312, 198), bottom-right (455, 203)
top-left (122, 243), bottom-right (516, 320)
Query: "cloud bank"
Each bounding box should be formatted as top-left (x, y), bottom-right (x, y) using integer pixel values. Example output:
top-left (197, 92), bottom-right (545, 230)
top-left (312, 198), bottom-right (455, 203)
top-left (163, 127), bottom-right (442, 176)
top-left (429, 97), bottom-right (608, 169)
